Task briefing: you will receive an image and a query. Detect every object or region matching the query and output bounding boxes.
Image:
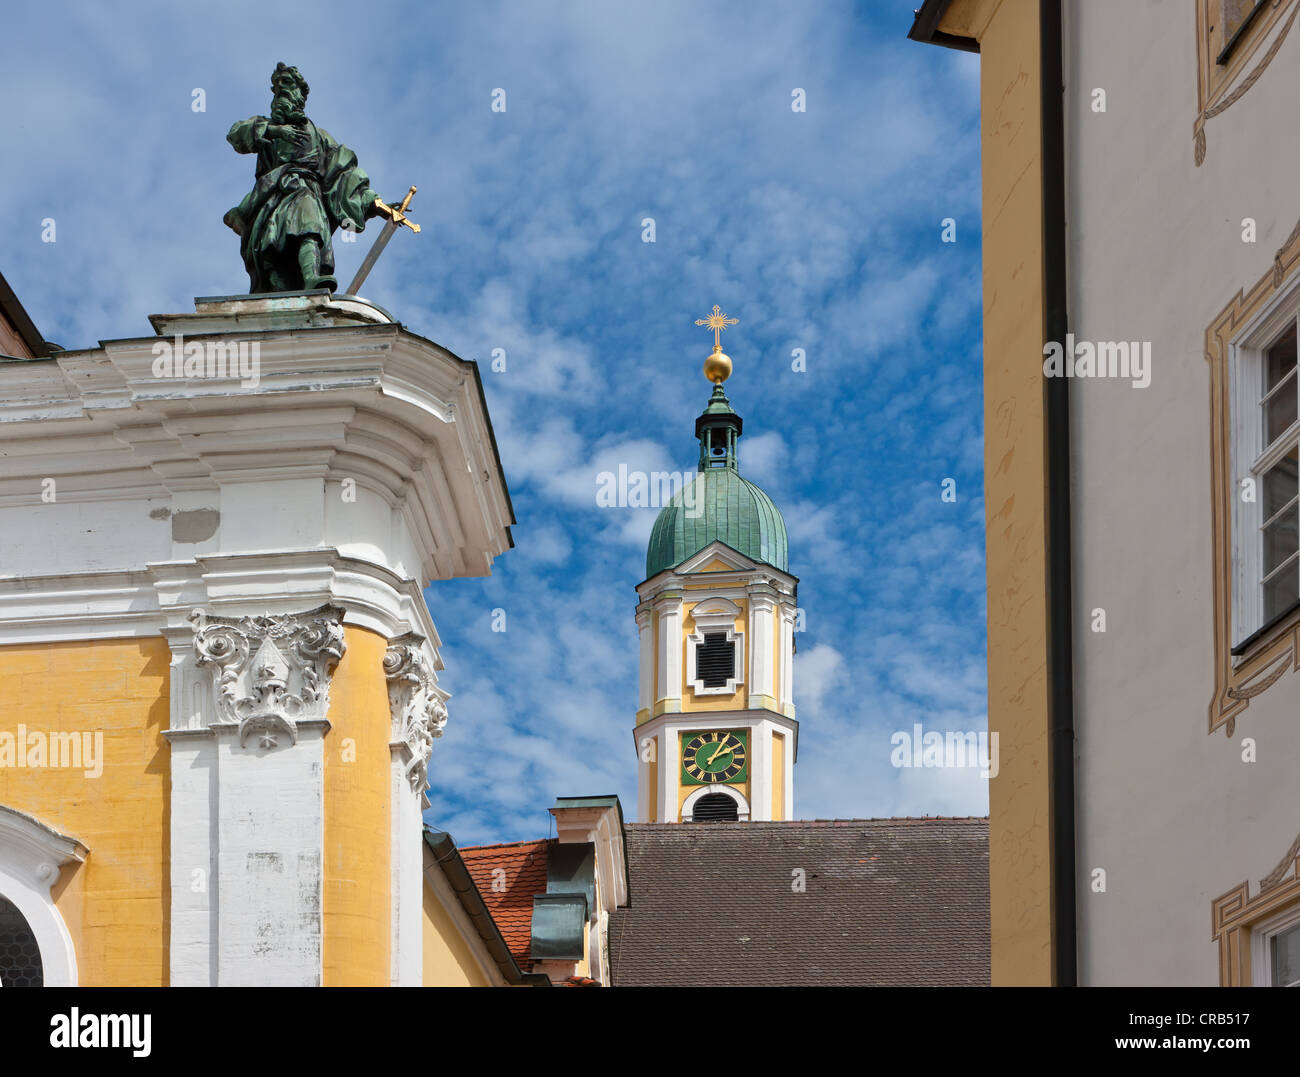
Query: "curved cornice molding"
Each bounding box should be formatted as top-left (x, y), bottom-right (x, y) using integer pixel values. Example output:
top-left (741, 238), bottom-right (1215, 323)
top-left (0, 805), bottom-right (85, 987)
top-left (0, 805), bottom-right (88, 889)
top-left (0, 549), bottom-right (444, 651)
top-left (0, 317), bottom-right (512, 582)
top-left (637, 541), bottom-right (797, 603)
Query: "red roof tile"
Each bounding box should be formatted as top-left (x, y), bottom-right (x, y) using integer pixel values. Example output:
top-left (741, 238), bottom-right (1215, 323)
top-left (459, 838), bottom-right (551, 972)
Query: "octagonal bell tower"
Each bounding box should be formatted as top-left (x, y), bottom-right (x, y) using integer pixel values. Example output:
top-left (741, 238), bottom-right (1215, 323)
top-left (634, 307), bottom-right (798, 823)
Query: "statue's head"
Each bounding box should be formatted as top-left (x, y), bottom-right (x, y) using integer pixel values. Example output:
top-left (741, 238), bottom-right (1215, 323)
top-left (269, 63), bottom-right (309, 123)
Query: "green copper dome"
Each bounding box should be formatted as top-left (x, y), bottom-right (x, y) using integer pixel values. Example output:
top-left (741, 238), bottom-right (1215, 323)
top-left (645, 384), bottom-right (788, 578)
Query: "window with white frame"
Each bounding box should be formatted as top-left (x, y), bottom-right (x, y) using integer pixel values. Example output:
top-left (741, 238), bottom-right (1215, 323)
top-left (685, 597), bottom-right (743, 696)
top-left (1232, 298), bottom-right (1300, 650)
top-left (1251, 906), bottom-right (1300, 986)
top-left (0, 805), bottom-right (84, 987)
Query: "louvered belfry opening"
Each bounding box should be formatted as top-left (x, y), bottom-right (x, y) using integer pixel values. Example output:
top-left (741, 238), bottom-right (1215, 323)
top-left (696, 631), bottom-right (734, 687)
top-left (692, 793), bottom-right (739, 822)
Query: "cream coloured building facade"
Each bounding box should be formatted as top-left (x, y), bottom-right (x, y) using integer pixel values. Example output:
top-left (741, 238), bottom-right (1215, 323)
top-left (912, 0), bottom-right (1300, 986)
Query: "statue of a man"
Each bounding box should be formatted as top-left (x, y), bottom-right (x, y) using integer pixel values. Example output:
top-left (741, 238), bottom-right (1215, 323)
top-left (224, 63), bottom-right (385, 293)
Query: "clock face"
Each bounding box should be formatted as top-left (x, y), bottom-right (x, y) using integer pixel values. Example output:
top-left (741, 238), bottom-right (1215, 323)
top-left (681, 730), bottom-right (748, 785)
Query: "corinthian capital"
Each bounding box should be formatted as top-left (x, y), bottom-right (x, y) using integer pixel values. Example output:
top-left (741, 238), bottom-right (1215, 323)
top-left (384, 633), bottom-right (449, 793)
top-left (190, 604), bottom-right (346, 749)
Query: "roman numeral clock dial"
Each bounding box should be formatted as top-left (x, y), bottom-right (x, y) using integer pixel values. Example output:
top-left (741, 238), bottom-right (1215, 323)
top-left (681, 731), bottom-right (748, 785)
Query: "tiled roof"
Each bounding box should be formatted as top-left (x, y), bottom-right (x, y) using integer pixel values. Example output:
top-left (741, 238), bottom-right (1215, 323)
top-left (459, 838), bottom-right (551, 973)
top-left (608, 818), bottom-right (989, 986)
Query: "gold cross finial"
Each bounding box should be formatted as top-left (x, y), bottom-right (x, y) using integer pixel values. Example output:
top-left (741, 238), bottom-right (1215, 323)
top-left (694, 305), bottom-right (738, 350)
top-left (695, 305), bottom-right (738, 384)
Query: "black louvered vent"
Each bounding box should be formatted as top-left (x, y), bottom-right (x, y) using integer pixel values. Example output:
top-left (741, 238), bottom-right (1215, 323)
top-left (696, 632), bottom-right (735, 687)
top-left (692, 793), bottom-right (739, 822)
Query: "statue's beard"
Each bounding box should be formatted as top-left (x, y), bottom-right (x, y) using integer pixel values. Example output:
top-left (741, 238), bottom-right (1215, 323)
top-left (269, 89), bottom-right (306, 124)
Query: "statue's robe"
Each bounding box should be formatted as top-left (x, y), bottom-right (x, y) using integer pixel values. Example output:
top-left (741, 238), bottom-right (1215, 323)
top-left (223, 116), bottom-right (376, 292)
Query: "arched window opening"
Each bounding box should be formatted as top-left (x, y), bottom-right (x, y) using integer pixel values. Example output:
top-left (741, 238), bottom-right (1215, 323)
top-left (692, 793), bottom-right (739, 822)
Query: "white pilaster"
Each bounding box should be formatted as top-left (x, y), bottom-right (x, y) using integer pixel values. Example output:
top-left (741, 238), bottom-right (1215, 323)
top-left (637, 731), bottom-right (655, 823)
top-left (658, 728), bottom-right (679, 822)
top-left (751, 722), bottom-right (773, 821)
top-left (750, 590), bottom-right (777, 704)
top-left (166, 603), bottom-right (345, 986)
top-left (213, 722), bottom-right (326, 986)
top-left (636, 606), bottom-right (653, 719)
top-left (655, 594), bottom-right (682, 714)
top-left (779, 605), bottom-right (795, 715)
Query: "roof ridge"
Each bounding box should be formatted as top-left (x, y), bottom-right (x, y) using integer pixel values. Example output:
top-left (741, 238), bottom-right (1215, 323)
top-left (458, 836), bottom-right (553, 852)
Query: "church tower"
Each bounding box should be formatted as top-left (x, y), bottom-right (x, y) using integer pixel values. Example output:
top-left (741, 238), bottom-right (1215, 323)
top-left (635, 308), bottom-right (798, 823)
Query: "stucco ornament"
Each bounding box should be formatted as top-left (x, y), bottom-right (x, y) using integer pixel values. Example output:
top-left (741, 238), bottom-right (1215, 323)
top-left (384, 633), bottom-right (449, 791)
top-left (190, 604), bottom-right (346, 748)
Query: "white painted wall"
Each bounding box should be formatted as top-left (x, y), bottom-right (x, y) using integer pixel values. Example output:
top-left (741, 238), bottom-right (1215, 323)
top-left (1064, 0), bottom-right (1300, 984)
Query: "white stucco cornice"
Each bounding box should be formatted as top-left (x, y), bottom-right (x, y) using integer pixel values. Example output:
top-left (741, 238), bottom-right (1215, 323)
top-left (0, 549), bottom-right (445, 652)
top-left (0, 297), bottom-right (513, 583)
top-left (0, 805), bottom-right (88, 888)
top-left (636, 540), bottom-right (797, 603)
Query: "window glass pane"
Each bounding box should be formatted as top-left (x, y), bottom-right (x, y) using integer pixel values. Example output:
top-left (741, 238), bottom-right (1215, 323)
top-left (0, 895), bottom-right (43, 987)
top-left (1266, 322), bottom-right (1298, 391)
top-left (1264, 556), bottom-right (1300, 621)
top-left (1263, 449), bottom-right (1299, 519)
top-left (1271, 923), bottom-right (1300, 987)
top-left (1264, 499), bottom-right (1299, 576)
top-left (1265, 386), bottom-right (1297, 446)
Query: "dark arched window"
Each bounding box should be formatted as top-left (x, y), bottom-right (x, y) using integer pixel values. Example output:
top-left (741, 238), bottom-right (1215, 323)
top-left (0, 896), bottom-right (43, 987)
top-left (692, 793), bottom-right (739, 822)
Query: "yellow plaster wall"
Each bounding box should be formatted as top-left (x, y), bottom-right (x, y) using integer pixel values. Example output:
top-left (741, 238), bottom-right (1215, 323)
top-left (944, 0), bottom-right (1056, 985)
top-left (422, 881), bottom-right (492, 986)
top-left (0, 637), bottom-right (170, 986)
top-left (322, 625), bottom-right (391, 986)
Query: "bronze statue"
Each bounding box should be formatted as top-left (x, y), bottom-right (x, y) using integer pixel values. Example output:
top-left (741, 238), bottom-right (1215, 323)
top-left (224, 63), bottom-right (400, 294)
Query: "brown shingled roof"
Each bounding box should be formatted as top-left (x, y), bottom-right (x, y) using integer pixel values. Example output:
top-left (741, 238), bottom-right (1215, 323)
top-left (459, 838), bottom-right (551, 973)
top-left (608, 818), bottom-right (989, 986)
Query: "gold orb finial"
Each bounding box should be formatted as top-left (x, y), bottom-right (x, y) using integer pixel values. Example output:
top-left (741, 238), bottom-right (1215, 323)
top-left (694, 305), bottom-right (738, 384)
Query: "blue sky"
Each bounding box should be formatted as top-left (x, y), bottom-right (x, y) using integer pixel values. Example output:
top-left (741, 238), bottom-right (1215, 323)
top-left (1, 0), bottom-right (986, 844)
